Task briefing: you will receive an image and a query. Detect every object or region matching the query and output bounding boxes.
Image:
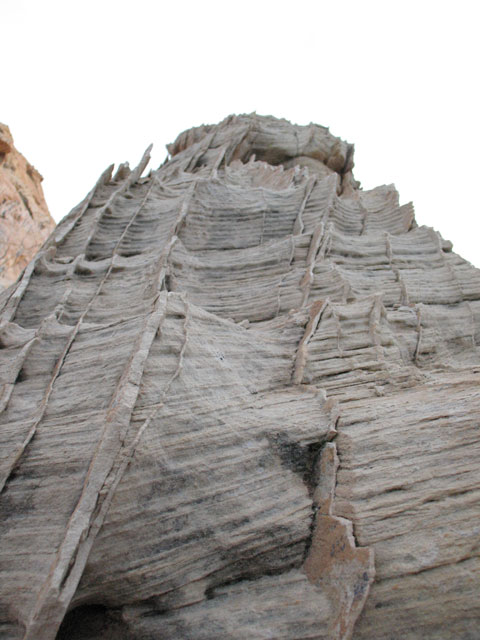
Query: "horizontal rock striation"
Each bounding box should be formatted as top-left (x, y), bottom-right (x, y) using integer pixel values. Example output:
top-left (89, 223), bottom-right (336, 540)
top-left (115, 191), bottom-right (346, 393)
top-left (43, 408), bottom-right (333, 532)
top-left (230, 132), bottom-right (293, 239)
top-left (0, 124), bottom-right (54, 288)
top-left (0, 114), bottom-right (479, 639)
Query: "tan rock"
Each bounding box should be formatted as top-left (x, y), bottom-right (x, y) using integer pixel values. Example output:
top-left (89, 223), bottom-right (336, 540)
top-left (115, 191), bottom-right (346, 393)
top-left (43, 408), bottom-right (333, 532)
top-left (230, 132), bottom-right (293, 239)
top-left (0, 123), bottom-right (54, 288)
top-left (0, 114), bottom-right (479, 639)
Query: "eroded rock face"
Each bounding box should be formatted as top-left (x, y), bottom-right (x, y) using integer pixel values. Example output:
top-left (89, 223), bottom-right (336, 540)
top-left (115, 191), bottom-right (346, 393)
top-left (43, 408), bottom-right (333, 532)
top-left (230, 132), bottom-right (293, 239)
top-left (0, 114), bottom-right (479, 639)
top-left (0, 124), bottom-right (54, 288)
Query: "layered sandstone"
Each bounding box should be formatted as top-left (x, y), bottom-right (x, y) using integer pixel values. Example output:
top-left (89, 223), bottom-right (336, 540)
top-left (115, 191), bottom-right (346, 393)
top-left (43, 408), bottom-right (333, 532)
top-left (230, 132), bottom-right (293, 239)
top-left (0, 124), bottom-right (54, 288)
top-left (0, 115), bottom-right (479, 639)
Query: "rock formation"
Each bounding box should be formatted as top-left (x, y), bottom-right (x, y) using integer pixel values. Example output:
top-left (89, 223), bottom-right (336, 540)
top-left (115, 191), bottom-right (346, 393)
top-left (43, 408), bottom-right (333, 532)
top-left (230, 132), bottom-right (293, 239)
top-left (0, 123), bottom-right (54, 288)
top-left (0, 114), bottom-right (479, 639)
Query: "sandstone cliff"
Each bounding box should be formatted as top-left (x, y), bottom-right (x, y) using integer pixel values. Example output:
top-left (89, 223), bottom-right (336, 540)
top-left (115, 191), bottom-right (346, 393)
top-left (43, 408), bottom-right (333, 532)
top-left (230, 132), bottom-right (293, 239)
top-left (0, 115), bottom-right (479, 639)
top-left (0, 124), bottom-right (54, 288)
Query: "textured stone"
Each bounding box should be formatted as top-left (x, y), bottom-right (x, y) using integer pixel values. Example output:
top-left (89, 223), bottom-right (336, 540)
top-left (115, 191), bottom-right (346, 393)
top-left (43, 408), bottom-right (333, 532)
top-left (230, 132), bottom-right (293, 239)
top-left (0, 124), bottom-right (54, 288)
top-left (0, 114), bottom-right (479, 639)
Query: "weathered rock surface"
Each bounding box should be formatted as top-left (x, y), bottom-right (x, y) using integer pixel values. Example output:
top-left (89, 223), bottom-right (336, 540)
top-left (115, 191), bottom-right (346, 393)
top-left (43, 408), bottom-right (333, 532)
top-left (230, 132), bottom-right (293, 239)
top-left (0, 124), bottom-right (54, 288)
top-left (0, 114), bottom-right (479, 639)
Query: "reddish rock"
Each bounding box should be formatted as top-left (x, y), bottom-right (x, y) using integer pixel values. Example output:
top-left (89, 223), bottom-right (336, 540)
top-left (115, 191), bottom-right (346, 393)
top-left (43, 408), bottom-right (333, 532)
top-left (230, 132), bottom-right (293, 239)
top-left (0, 123), bottom-right (54, 288)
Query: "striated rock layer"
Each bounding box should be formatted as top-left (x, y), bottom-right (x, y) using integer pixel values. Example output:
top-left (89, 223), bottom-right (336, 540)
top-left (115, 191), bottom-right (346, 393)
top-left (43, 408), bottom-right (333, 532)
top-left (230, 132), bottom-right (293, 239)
top-left (0, 114), bottom-right (479, 639)
top-left (0, 124), bottom-right (54, 288)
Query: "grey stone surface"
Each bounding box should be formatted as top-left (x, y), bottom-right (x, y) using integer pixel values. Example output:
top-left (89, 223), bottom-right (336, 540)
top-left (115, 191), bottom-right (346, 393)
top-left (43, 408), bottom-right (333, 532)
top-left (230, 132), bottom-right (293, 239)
top-left (0, 114), bottom-right (479, 639)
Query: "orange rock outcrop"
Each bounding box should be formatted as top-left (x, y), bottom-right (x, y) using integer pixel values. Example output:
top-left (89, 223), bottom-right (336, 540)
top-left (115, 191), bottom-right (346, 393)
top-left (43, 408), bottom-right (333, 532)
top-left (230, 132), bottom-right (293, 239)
top-left (0, 123), bottom-right (54, 288)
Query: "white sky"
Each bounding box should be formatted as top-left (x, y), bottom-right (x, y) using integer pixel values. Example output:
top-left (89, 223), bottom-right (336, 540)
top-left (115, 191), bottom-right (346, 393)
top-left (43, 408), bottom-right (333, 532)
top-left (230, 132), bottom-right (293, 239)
top-left (3, 0), bottom-right (480, 265)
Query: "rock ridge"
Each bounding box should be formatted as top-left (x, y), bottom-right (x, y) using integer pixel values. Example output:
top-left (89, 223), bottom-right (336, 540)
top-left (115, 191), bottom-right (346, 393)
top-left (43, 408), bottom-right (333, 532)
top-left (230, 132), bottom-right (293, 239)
top-left (0, 114), bottom-right (479, 639)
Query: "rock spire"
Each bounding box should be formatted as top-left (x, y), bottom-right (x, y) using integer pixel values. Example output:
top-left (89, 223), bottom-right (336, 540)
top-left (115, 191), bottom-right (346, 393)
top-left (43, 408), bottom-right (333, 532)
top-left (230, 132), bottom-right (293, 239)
top-left (0, 115), bottom-right (479, 639)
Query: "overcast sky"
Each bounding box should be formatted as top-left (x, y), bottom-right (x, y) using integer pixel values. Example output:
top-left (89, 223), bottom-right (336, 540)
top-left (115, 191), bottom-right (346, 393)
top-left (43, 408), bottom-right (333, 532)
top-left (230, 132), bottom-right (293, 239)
top-left (3, 0), bottom-right (479, 265)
